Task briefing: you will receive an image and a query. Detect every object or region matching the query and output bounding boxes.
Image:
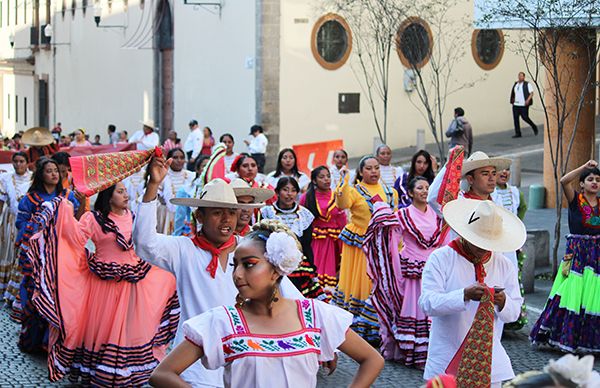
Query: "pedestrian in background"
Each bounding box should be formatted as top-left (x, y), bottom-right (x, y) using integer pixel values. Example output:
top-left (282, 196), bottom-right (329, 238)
top-left (219, 133), bottom-right (238, 173)
top-left (129, 120), bottom-right (159, 151)
top-left (200, 127), bottom-right (215, 156)
top-left (245, 125), bottom-right (268, 173)
top-left (184, 119), bottom-right (203, 170)
top-left (510, 72), bottom-right (538, 138)
top-left (163, 130), bottom-right (181, 152)
top-left (70, 128), bottom-right (92, 147)
top-left (375, 144), bottom-right (403, 189)
top-left (445, 107), bottom-right (473, 156)
top-left (118, 130), bottom-right (128, 144)
top-left (92, 135), bottom-right (102, 146)
top-left (107, 124), bottom-right (119, 145)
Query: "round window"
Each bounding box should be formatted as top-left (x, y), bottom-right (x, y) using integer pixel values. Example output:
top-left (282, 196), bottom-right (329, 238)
top-left (396, 17), bottom-right (433, 69)
top-left (472, 29), bottom-right (504, 70)
top-left (311, 14), bottom-right (352, 70)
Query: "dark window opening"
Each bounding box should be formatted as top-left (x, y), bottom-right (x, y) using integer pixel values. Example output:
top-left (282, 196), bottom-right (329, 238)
top-left (396, 19), bottom-right (432, 68)
top-left (338, 93), bottom-right (360, 114)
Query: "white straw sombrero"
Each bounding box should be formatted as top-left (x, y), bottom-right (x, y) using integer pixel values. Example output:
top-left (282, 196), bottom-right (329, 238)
top-left (170, 179), bottom-right (263, 209)
top-left (22, 127), bottom-right (54, 146)
top-left (230, 178), bottom-right (274, 204)
top-left (443, 199), bottom-right (526, 252)
top-left (462, 151), bottom-right (512, 177)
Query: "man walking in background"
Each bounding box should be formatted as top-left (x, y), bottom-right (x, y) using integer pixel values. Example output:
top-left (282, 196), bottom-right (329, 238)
top-left (184, 119), bottom-right (203, 170)
top-left (446, 107), bottom-right (473, 156)
top-left (510, 72), bottom-right (538, 138)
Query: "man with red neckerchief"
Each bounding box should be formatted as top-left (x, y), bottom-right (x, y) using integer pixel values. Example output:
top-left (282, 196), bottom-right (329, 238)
top-left (419, 199), bottom-right (525, 388)
top-left (133, 157), bottom-right (301, 387)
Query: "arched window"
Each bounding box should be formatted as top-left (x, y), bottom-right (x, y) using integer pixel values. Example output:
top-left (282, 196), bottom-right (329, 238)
top-left (471, 29), bottom-right (504, 70)
top-left (311, 13), bottom-right (352, 70)
top-left (395, 17), bottom-right (433, 69)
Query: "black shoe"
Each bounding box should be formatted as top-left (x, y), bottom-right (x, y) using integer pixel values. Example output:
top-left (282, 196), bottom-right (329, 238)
top-left (512, 134), bottom-right (522, 138)
top-left (533, 127), bottom-right (539, 136)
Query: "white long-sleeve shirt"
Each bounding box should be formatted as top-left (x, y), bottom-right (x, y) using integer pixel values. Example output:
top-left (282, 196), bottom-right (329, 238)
top-left (247, 133), bottom-right (268, 154)
top-left (128, 130), bottom-right (159, 151)
top-left (419, 246), bottom-right (522, 384)
top-left (184, 128), bottom-right (204, 159)
top-left (133, 200), bottom-right (302, 387)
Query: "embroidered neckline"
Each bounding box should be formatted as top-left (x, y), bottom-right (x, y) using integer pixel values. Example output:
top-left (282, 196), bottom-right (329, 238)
top-left (577, 193), bottom-right (600, 228)
top-left (273, 202), bottom-right (299, 214)
top-left (316, 191), bottom-right (336, 222)
top-left (355, 183), bottom-right (395, 213)
top-left (398, 206), bottom-right (444, 249)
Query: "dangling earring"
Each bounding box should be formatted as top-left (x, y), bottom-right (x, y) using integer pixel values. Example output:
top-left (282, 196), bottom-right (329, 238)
top-left (269, 285), bottom-right (280, 310)
top-left (236, 293), bottom-right (250, 308)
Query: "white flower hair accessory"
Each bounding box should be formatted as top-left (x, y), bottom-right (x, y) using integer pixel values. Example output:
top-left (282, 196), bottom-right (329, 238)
top-left (263, 232), bottom-right (302, 276)
top-left (545, 354), bottom-right (600, 387)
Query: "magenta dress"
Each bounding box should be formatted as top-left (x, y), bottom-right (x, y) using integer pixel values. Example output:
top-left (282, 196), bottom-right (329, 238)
top-left (396, 204), bottom-right (449, 368)
top-left (300, 191), bottom-right (346, 289)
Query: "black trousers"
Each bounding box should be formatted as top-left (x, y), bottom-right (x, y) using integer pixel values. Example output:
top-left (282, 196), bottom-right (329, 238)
top-left (251, 153), bottom-right (266, 173)
top-left (512, 105), bottom-right (538, 136)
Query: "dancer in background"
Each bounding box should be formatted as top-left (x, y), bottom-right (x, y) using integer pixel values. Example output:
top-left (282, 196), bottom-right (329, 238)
top-left (16, 157), bottom-right (80, 352)
top-left (220, 133), bottom-right (239, 173)
top-left (301, 166), bottom-right (346, 292)
top-left (69, 128), bottom-right (92, 147)
top-left (375, 144), bottom-right (403, 188)
top-left (201, 127), bottom-right (215, 156)
top-left (267, 148), bottom-right (310, 192)
top-left (27, 182), bottom-right (178, 386)
top-left (395, 150), bottom-right (436, 209)
top-left (530, 160), bottom-right (600, 353)
top-left (0, 152), bottom-right (31, 308)
top-left (231, 178), bottom-right (274, 237)
top-left (260, 177), bottom-right (325, 300)
top-left (334, 156), bottom-right (398, 342)
top-left (329, 149), bottom-right (349, 189)
top-left (228, 154), bottom-right (273, 201)
top-left (149, 220), bottom-right (384, 388)
top-left (162, 148), bottom-right (194, 234)
top-left (173, 155), bottom-right (210, 236)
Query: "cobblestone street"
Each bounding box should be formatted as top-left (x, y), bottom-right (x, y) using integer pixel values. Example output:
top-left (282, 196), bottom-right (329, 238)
top-left (0, 305), bottom-right (597, 387)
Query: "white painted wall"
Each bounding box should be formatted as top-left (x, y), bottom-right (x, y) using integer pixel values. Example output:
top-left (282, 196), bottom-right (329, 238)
top-left (172, 1), bottom-right (257, 152)
top-left (279, 0), bottom-right (543, 158)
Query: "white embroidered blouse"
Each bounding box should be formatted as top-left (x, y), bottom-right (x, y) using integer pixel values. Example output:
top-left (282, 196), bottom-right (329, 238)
top-left (183, 299), bottom-right (352, 388)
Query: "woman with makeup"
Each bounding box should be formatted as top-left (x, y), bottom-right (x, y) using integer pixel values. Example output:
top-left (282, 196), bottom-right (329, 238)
top-left (27, 182), bottom-right (178, 385)
top-left (267, 148), bottom-right (310, 192)
top-left (394, 150), bottom-right (436, 209)
top-left (149, 220), bottom-right (384, 388)
top-left (16, 157), bottom-right (80, 352)
top-left (300, 166), bottom-right (346, 291)
top-left (260, 177), bottom-right (325, 300)
top-left (161, 148), bottom-right (194, 234)
top-left (334, 156), bottom-right (398, 343)
top-left (228, 153), bottom-right (274, 203)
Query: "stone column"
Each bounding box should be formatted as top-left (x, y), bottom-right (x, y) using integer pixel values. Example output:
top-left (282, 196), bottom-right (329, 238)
top-left (543, 29), bottom-right (597, 207)
top-left (255, 0), bottom-right (280, 172)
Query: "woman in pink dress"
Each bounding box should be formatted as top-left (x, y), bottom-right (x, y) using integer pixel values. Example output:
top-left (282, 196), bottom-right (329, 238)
top-left (200, 126), bottom-right (215, 156)
top-left (395, 176), bottom-right (448, 368)
top-left (300, 166), bottom-right (346, 291)
top-left (27, 182), bottom-right (179, 386)
top-left (69, 128), bottom-right (92, 147)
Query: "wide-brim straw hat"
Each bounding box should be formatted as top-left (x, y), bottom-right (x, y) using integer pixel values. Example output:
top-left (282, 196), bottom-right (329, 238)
top-left (230, 178), bottom-right (274, 203)
top-left (443, 199), bottom-right (526, 252)
top-left (462, 151), bottom-right (512, 177)
top-left (139, 119), bottom-right (156, 129)
top-left (170, 178), bottom-right (263, 209)
top-left (22, 127), bottom-right (54, 146)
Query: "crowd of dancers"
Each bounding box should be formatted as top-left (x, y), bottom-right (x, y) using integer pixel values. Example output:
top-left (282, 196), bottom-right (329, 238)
top-left (0, 124), bottom-right (599, 387)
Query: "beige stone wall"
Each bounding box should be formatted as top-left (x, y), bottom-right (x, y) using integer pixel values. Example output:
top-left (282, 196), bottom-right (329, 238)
top-left (278, 0), bottom-right (544, 158)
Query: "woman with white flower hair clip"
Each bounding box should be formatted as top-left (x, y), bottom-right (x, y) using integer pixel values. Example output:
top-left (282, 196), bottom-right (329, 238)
top-left (150, 219), bottom-right (385, 388)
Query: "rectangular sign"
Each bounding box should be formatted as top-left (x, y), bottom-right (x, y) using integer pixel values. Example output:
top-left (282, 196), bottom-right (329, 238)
top-left (293, 139), bottom-right (344, 175)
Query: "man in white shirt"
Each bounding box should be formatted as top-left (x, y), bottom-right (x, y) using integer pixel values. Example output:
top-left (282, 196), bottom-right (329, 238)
top-left (184, 119), bottom-right (203, 170)
top-left (419, 199), bottom-right (525, 387)
top-left (244, 125), bottom-right (268, 173)
top-left (134, 158), bottom-right (300, 387)
top-left (128, 120), bottom-right (160, 151)
top-left (510, 72), bottom-right (538, 138)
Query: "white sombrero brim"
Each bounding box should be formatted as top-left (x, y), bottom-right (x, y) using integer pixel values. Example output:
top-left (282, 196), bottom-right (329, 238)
top-left (233, 187), bottom-right (275, 203)
top-left (443, 199), bottom-right (526, 252)
top-left (462, 158), bottom-right (512, 176)
top-left (170, 198), bottom-right (263, 209)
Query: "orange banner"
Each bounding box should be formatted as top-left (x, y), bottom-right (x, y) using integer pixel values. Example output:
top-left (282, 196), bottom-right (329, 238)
top-left (293, 139), bottom-right (344, 175)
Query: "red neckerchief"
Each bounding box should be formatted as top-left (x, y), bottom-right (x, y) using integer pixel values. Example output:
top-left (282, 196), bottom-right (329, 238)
top-left (448, 238), bottom-right (491, 283)
top-left (191, 234), bottom-right (236, 278)
top-left (463, 191), bottom-right (491, 201)
top-left (236, 224), bottom-right (251, 237)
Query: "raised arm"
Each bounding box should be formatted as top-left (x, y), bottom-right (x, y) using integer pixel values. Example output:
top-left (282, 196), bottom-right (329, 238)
top-left (335, 169), bottom-right (355, 210)
top-left (560, 160), bottom-right (598, 203)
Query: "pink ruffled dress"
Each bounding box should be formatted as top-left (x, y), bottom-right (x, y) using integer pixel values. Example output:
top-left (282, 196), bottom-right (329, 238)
top-left (28, 198), bottom-right (179, 386)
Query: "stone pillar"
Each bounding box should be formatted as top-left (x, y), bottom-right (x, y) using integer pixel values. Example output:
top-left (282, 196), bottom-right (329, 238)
top-left (255, 0), bottom-right (280, 172)
top-left (543, 29), bottom-right (597, 207)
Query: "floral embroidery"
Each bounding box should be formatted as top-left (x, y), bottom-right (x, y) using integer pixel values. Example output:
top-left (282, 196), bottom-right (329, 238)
top-left (577, 193), bottom-right (600, 228)
top-left (355, 184), bottom-right (396, 213)
top-left (222, 300), bottom-right (321, 362)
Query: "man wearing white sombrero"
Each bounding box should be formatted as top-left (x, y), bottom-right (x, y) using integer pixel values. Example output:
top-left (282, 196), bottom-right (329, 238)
top-left (419, 199), bottom-right (525, 388)
top-left (133, 157), bottom-right (300, 387)
top-left (128, 120), bottom-right (159, 151)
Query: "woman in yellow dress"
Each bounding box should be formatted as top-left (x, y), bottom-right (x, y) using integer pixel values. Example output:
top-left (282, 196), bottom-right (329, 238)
top-left (333, 156), bottom-right (398, 342)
